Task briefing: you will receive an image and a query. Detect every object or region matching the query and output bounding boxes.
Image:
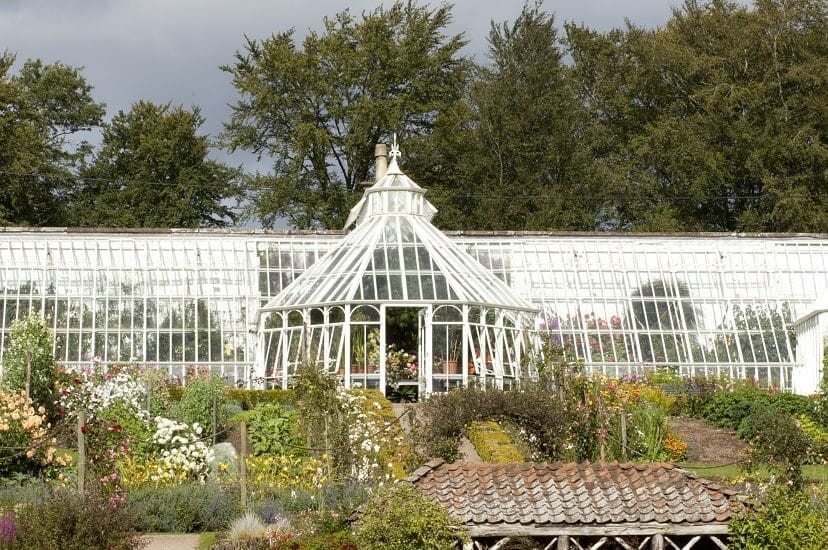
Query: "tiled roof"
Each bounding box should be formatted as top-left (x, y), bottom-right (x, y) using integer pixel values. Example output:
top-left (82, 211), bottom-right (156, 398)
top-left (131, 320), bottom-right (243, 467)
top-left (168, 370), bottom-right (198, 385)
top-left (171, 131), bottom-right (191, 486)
top-left (407, 460), bottom-right (744, 526)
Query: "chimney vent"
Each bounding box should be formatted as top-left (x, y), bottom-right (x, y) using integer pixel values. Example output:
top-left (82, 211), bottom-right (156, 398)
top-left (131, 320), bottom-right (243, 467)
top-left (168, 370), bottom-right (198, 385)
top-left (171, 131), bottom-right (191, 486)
top-left (374, 143), bottom-right (388, 182)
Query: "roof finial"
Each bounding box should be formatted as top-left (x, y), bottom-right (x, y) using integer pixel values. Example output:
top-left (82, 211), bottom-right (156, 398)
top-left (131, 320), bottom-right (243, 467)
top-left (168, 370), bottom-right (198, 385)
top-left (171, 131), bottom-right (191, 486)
top-left (389, 133), bottom-right (401, 161)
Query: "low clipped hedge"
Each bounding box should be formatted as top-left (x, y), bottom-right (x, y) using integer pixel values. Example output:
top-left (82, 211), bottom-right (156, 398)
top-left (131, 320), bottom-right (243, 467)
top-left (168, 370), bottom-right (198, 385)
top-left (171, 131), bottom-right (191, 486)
top-left (467, 420), bottom-right (525, 463)
top-left (226, 388), bottom-right (297, 410)
top-left (167, 387), bottom-right (296, 411)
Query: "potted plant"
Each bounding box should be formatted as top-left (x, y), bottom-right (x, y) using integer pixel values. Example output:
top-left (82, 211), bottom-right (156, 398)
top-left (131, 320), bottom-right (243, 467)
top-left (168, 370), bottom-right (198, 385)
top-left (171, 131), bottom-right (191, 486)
top-left (446, 339), bottom-right (462, 374)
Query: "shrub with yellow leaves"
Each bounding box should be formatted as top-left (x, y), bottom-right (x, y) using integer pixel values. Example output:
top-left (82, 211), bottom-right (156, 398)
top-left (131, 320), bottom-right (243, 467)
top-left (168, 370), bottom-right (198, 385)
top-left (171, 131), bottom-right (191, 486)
top-left (0, 389), bottom-right (71, 477)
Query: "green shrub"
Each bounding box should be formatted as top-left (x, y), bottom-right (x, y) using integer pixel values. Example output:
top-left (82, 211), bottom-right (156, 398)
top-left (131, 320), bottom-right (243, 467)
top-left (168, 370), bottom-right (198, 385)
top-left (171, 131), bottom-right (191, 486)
top-left (467, 421), bottom-right (524, 463)
top-left (702, 388), bottom-right (770, 430)
top-left (703, 388), bottom-right (816, 432)
top-left (355, 484), bottom-right (466, 550)
top-left (743, 408), bottom-right (811, 488)
top-left (227, 388), bottom-right (296, 410)
top-left (417, 382), bottom-right (583, 462)
top-left (125, 482), bottom-right (240, 532)
top-left (730, 487), bottom-right (828, 550)
top-left (798, 414), bottom-right (828, 465)
top-left (173, 374), bottom-right (233, 440)
top-left (11, 487), bottom-right (142, 549)
top-left (1, 316), bottom-right (57, 416)
top-left (298, 531), bottom-right (358, 550)
top-left (235, 402), bottom-right (304, 456)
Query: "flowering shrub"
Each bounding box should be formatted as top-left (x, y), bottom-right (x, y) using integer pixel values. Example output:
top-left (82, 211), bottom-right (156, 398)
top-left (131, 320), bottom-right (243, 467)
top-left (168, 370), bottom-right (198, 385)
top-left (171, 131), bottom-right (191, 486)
top-left (0, 390), bottom-right (70, 477)
top-left (294, 364), bottom-right (409, 483)
top-left (59, 370), bottom-right (149, 422)
top-left (336, 387), bottom-right (406, 482)
top-left (1, 316), bottom-right (57, 416)
top-left (384, 345), bottom-right (417, 387)
top-left (244, 455), bottom-right (328, 500)
top-left (118, 418), bottom-right (212, 488)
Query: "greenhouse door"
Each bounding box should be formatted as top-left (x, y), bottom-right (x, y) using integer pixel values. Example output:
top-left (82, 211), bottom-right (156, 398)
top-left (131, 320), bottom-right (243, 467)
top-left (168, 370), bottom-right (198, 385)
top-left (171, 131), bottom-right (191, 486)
top-left (382, 306), bottom-right (425, 401)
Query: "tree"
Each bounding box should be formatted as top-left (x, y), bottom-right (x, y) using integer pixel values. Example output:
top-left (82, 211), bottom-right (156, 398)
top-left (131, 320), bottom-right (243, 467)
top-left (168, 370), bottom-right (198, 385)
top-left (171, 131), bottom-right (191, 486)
top-left (565, 0), bottom-right (828, 231)
top-left (628, 279), bottom-right (700, 363)
top-left (418, 2), bottom-right (598, 230)
top-left (71, 101), bottom-right (242, 227)
top-left (0, 54), bottom-right (105, 225)
top-left (222, 1), bottom-right (468, 229)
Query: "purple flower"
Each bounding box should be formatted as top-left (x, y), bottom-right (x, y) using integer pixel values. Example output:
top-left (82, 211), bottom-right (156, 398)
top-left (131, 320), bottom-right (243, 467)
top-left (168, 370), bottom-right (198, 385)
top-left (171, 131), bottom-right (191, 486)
top-left (0, 511), bottom-right (16, 543)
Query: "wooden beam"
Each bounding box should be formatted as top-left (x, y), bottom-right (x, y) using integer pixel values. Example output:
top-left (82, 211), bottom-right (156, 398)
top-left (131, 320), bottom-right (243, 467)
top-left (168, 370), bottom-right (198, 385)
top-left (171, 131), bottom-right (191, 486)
top-left (490, 538), bottom-right (511, 550)
top-left (557, 535), bottom-right (569, 550)
top-left (613, 536), bottom-right (635, 550)
top-left (709, 536), bottom-right (729, 550)
top-left (682, 536), bottom-right (701, 550)
top-left (467, 523), bottom-right (730, 538)
top-left (651, 534), bottom-right (664, 550)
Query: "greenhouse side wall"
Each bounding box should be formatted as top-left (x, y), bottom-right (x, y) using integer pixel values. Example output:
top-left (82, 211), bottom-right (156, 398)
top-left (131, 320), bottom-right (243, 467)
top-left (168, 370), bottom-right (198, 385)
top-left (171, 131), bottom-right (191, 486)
top-left (0, 228), bottom-right (825, 391)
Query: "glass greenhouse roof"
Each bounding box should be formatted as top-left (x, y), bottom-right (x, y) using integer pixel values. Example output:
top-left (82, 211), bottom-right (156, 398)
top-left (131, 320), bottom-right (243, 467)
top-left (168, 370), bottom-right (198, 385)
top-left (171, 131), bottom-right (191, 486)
top-left (261, 151), bottom-right (536, 313)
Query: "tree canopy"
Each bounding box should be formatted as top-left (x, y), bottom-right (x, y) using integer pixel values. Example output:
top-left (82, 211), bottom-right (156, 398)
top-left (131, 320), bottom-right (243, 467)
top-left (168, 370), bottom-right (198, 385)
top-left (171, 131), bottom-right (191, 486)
top-left (222, 0), bottom-right (468, 229)
top-left (70, 101), bottom-right (242, 228)
top-left (0, 54), bottom-right (105, 225)
top-left (565, 0), bottom-right (827, 231)
top-left (1, 0), bottom-right (825, 233)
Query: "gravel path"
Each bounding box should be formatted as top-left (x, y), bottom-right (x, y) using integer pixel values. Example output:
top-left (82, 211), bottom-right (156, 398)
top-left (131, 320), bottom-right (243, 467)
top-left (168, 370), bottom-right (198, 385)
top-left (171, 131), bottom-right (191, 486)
top-left (669, 416), bottom-right (747, 464)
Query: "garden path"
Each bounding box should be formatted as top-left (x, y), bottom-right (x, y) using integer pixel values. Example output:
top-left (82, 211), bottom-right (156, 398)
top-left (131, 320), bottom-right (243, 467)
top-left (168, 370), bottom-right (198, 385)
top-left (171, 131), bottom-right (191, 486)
top-left (669, 416), bottom-right (747, 464)
top-left (143, 533), bottom-right (200, 550)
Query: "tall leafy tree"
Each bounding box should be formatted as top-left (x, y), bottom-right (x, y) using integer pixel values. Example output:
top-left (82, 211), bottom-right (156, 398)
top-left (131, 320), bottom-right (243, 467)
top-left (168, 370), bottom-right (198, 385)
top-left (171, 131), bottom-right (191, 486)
top-left (453, 3), bottom-right (596, 230)
top-left (0, 54), bottom-right (105, 225)
top-left (566, 0), bottom-right (828, 231)
top-left (71, 101), bottom-right (242, 227)
top-left (222, 1), bottom-right (468, 229)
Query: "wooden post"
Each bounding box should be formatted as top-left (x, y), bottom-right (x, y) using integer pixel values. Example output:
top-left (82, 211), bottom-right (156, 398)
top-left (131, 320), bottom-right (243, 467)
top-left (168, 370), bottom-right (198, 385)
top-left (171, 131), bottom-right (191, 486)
top-left (24, 351), bottom-right (32, 401)
top-left (650, 534), bottom-right (664, 550)
top-left (620, 408), bottom-right (628, 460)
top-left (557, 534), bottom-right (569, 550)
top-left (212, 394), bottom-right (217, 446)
top-left (77, 410), bottom-right (86, 494)
top-left (239, 421), bottom-right (248, 510)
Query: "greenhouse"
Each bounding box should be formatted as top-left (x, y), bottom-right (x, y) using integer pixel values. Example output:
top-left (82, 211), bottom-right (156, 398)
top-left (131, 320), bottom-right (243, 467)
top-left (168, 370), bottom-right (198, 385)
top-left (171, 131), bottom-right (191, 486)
top-left (258, 142), bottom-right (537, 393)
top-left (0, 146), bottom-right (826, 394)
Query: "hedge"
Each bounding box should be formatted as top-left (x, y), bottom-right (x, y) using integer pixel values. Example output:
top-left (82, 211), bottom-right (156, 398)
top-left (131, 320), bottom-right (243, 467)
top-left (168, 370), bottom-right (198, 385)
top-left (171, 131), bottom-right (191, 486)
top-left (467, 420), bottom-right (525, 463)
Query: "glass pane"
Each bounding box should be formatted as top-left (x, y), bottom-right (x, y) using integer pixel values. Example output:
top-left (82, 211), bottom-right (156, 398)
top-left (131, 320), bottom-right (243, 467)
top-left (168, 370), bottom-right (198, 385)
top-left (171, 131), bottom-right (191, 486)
top-left (405, 275), bottom-right (421, 300)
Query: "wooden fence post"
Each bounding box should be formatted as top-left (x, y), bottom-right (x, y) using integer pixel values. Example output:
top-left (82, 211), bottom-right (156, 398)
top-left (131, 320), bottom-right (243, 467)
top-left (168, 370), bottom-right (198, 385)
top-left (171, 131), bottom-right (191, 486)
top-left (77, 410), bottom-right (86, 493)
top-left (620, 408), bottom-right (628, 460)
top-left (239, 421), bottom-right (248, 510)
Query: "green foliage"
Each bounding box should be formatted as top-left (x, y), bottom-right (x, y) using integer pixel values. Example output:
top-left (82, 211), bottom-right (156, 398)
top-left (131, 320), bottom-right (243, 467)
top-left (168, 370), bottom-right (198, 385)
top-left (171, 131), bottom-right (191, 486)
top-left (71, 100), bottom-right (242, 228)
top-left (235, 403), bottom-right (304, 456)
top-left (729, 487), bottom-right (828, 550)
top-left (226, 388), bottom-right (296, 410)
top-left (713, 304), bottom-right (795, 365)
top-left (798, 414), bottom-right (828, 465)
top-left (125, 482), bottom-right (240, 533)
top-left (97, 400), bottom-right (154, 456)
top-left (222, 0), bottom-right (468, 228)
top-left (466, 421), bottom-right (525, 463)
top-left (702, 387), bottom-right (816, 431)
top-left (297, 531), bottom-right (358, 550)
top-left (417, 381), bottom-right (577, 462)
top-left (173, 374), bottom-right (232, 441)
top-left (0, 54), bottom-right (105, 226)
top-left (355, 484), bottom-right (466, 550)
top-left (11, 487), bottom-right (142, 550)
top-left (565, 0), bottom-right (828, 232)
top-left (1, 315), bottom-right (57, 415)
top-left (743, 407), bottom-right (811, 488)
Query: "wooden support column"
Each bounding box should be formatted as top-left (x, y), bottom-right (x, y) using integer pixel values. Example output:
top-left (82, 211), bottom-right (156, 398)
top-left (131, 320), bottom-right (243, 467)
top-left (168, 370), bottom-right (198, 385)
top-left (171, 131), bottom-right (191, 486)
top-left (651, 534), bottom-right (664, 550)
top-left (557, 534), bottom-right (569, 550)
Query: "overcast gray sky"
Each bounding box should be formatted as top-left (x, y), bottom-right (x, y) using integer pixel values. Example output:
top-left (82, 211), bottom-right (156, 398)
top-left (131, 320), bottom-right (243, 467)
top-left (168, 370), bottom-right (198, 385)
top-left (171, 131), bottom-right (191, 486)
top-left (1, 0), bottom-right (696, 169)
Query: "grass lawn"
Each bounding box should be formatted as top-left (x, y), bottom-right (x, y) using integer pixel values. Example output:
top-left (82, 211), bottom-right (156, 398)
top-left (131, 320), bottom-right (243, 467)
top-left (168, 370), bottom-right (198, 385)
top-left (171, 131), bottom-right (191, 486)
top-left (680, 463), bottom-right (828, 485)
top-left (198, 532), bottom-right (217, 550)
